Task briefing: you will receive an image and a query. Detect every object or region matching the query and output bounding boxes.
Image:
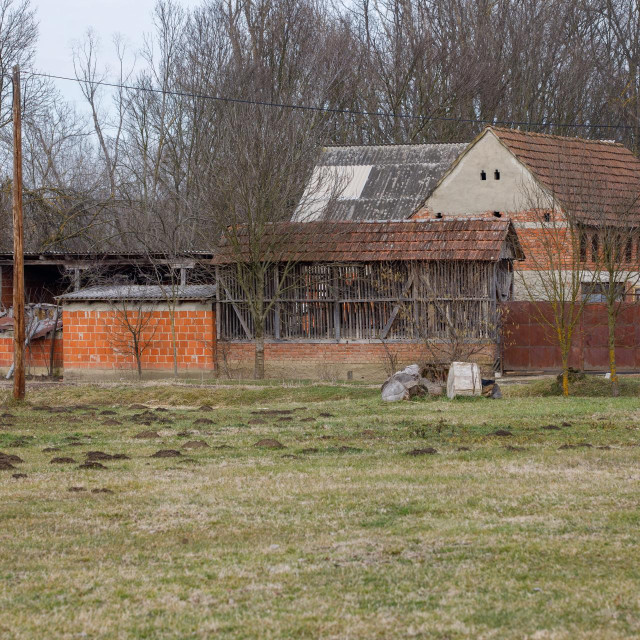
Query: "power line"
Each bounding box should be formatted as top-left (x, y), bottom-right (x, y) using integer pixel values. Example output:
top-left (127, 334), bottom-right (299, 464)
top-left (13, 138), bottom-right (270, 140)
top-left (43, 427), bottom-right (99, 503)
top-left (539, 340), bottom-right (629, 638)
top-left (24, 70), bottom-right (637, 131)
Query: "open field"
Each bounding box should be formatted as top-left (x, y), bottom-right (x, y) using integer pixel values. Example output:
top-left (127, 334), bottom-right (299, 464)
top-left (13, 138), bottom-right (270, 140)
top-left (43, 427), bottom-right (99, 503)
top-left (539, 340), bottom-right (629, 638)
top-left (1, 381), bottom-right (640, 639)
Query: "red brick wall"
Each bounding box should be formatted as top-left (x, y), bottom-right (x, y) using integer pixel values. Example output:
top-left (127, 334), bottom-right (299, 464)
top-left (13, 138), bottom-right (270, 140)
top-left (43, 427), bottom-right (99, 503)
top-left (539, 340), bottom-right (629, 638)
top-left (62, 306), bottom-right (216, 374)
top-left (0, 332), bottom-right (63, 373)
top-left (218, 340), bottom-right (496, 380)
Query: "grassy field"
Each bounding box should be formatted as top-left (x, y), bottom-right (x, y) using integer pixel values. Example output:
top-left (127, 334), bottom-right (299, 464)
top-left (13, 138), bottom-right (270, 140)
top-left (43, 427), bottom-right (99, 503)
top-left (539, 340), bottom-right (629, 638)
top-left (1, 380), bottom-right (640, 639)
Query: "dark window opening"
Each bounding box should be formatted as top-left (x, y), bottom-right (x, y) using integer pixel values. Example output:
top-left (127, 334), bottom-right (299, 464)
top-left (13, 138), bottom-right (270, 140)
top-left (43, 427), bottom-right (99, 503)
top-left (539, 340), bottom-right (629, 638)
top-left (493, 211), bottom-right (502, 218)
top-left (625, 237), bottom-right (633, 262)
top-left (480, 170), bottom-right (487, 180)
top-left (543, 212), bottom-right (551, 223)
top-left (591, 233), bottom-right (599, 261)
top-left (579, 229), bottom-right (587, 261)
top-left (435, 212), bottom-right (443, 219)
top-left (494, 169), bottom-right (500, 180)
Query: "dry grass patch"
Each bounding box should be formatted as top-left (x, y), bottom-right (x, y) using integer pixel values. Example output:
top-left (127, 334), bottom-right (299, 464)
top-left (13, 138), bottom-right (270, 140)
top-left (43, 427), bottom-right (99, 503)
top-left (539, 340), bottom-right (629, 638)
top-left (0, 384), bottom-right (639, 638)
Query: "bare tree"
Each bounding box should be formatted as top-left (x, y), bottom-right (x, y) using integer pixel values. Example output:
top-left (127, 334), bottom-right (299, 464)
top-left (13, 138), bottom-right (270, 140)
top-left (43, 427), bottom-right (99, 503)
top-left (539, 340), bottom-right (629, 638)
top-left (104, 286), bottom-right (159, 378)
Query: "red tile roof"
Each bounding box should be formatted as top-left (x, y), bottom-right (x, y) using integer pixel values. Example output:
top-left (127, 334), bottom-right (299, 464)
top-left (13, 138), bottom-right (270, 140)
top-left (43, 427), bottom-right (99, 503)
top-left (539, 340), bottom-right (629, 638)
top-left (211, 218), bottom-right (523, 264)
top-left (491, 127), bottom-right (640, 226)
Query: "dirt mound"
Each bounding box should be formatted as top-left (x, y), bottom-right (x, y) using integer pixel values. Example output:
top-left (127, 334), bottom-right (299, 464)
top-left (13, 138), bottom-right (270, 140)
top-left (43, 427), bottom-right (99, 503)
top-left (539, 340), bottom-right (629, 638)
top-left (155, 407), bottom-right (168, 412)
top-left (102, 419), bottom-right (122, 426)
top-left (68, 486), bottom-right (86, 492)
top-left (134, 430), bottom-right (160, 439)
top-left (100, 410), bottom-right (117, 416)
top-left (193, 418), bottom-right (214, 426)
top-left (151, 449), bottom-right (182, 458)
top-left (541, 424), bottom-right (561, 430)
top-left (12, 473), bottom-right (27, 479)
top-left (254, 439), bottom-right (285, 449)
top-left (129, 404), bottom-right (147, 410)
top-left (91, 488), bottom-right (114, 494)
top-left (176, 431), bottom-right (193, 437)
top-left (213, 444), bottom-right (232, 450)
top-left (0, 460), bottom-right (16, 470)
top-left (86, 451), bottom-right (130, 461)
top-left (319, 412), bottom-right (334, 418)
top-left (489, 429), bottom-right (513, 437)
top-left (248, 418), bottom-right (267, 426)
top-left (183, 440), bottom-right (209, 449)
top-left (199, 405), bottom-right (214, 412)
top-left (77, 461), bottom-right (107, 469)
top-left (277, 417), bottom-right (293, 423)
top-left (0, 452), bottom-right (23, 463)
top-left (562, 421), bottom-right (572, 427)
top-left (406, 448), bottom-right (438, 456)
top-left (597, 445), bottom-right (612, 450)
top-left (50, 457), bottom-right (76, 464)
top-left (457, 446), bottom-right (471, 451)
top-left (1, 412), bottom-right (15, 418)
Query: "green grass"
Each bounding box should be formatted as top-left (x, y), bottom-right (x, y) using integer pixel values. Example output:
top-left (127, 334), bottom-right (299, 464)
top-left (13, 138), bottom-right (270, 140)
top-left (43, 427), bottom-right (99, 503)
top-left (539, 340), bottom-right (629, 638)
top-left (1, 381), bottom-right (640, 638)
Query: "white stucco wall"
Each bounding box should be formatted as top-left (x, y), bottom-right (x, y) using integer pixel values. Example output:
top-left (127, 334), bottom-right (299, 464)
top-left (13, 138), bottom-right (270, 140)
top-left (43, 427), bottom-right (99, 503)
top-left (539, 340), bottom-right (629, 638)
top-left (423, 131), bottom-right (546, 216)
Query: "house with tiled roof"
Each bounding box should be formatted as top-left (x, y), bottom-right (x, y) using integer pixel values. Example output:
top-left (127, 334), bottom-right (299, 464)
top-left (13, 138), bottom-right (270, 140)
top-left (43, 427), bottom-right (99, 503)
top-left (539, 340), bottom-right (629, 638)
top-left (411, 127), bottom-right (640, 299)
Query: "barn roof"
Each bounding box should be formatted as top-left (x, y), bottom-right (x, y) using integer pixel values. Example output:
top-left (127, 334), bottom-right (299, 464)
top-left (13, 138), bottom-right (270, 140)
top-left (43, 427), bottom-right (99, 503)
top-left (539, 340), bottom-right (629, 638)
top-left (211, 218), bottom-right (524, 264)
top-left (490, 127), bottom-right (640, 226)
top-left (297, 143), bottom-right (467, 221)
top-left (58, 284), bottom-right (216, 302)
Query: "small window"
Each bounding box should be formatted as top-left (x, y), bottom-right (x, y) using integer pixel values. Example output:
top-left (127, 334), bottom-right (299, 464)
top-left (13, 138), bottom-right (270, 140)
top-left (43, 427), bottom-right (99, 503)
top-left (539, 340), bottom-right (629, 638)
top-left (493, 211), bottom-right (502, 218)
top-left (591, 233), bottom-right (599, 261)
top-left (494, 169), bottom-right (500, 180)
top-left (543, 212), bottom-right (551, 223)
top-left (480, 170), bottom-right (487, 181)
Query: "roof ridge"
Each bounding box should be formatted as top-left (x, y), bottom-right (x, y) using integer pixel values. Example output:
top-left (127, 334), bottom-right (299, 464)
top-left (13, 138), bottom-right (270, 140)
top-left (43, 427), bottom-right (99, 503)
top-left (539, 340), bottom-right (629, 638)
top-left (489, 126), bottom-right (625, 147)
top-left (321, 142), bottom-right (468, 150)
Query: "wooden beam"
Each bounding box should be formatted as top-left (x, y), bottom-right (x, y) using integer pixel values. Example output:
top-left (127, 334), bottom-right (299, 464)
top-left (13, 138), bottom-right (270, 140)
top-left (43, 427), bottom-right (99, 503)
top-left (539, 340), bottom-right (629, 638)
top-left (380, 273), bottom-right (415, 339)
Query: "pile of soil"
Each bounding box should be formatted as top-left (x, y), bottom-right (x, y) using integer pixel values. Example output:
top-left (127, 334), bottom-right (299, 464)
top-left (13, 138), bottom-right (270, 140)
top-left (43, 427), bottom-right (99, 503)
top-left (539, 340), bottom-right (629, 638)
top-left (151, 449), bottom-right (182, 458)
top-left (254, 439), bottom-right (285, 449)
top-left (86, 451), bottom-right (129, 461)
top-left (183, 440), bottom-right (209, 449)
top-left (134, 430), bottom-right (160, 439)
top-left (50, 457), bottom-right (76, 464)
top-left (77, 461), bottom-right (107, 469)
top-left (406, 448), bottom-right (438, 456)
top-left (0, 452), bottom-right (23, 464)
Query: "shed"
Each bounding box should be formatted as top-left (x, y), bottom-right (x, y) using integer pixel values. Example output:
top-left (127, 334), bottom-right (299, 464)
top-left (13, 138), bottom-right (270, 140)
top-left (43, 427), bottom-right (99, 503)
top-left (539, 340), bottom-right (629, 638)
top-left (211, 218), bottom-right (524, 379)
top-left (58, 285), bottom-right (217, 380)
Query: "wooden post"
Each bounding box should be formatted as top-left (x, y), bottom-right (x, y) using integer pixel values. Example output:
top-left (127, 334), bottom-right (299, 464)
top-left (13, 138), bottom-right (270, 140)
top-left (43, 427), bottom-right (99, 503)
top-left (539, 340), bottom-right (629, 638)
top-left (12, 65), bottom-right (25, 400)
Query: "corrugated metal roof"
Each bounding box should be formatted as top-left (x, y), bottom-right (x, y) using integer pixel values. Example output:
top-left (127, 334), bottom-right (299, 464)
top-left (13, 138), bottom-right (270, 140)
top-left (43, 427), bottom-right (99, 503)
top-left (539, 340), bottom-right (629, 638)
top-left (297, 143), bottom-right (468, 222)
top-left (212, 218), bottom-right (524, 264)
top-left (58, 284), bottom-right (216, 302)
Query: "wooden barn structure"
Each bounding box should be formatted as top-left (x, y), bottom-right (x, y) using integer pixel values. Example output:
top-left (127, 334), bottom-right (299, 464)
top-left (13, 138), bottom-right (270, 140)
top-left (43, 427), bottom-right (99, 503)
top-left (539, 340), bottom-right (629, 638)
top-left (211, 218), bottom-right (524, 379)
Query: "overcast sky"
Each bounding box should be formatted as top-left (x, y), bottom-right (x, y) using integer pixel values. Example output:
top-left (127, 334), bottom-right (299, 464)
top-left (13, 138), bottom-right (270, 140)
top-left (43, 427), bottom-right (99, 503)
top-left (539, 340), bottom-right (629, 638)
top-left (34, 0), bottom-right (201, 108)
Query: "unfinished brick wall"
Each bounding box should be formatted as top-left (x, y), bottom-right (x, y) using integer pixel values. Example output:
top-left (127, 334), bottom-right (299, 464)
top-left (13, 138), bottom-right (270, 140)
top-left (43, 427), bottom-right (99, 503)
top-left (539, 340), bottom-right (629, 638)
top-left (62, 303), bottom-right (216, 378)
top-left (0, 332), bottom-right (63, 375)
top-left (218, 341), bottom-right (496, 381)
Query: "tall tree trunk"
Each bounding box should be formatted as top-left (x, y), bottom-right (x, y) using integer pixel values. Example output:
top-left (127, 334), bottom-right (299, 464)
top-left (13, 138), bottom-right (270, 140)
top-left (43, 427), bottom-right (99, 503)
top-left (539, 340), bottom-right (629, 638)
top-left (608, 307), bottom-right (619, 397)
top-left (254, 326), bottom-right (265, 380)
top-left (561, 352), bottom-right (569, 397)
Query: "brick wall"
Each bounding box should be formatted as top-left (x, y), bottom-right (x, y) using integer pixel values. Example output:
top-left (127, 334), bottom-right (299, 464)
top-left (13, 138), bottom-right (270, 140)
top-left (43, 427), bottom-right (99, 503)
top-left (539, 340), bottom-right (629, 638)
top-left (62, 303), bottom-right (216, 378)
top-left (218, 340), bottom-right (496, 381)
top-left (0, 332), bottom-right (63, 375)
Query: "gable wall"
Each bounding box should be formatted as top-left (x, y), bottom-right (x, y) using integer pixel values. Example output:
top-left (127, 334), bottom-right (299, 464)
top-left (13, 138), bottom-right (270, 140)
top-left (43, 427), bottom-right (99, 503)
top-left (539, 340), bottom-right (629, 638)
top-left (415, 132), bottom-right (547, 217)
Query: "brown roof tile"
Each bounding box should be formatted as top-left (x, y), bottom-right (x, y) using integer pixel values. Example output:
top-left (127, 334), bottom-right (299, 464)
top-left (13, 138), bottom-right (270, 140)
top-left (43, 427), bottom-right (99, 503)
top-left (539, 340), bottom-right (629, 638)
top-left (211, 219), bottom-right (524, 264)
top-left (490, 127), bottom-right (640, 226)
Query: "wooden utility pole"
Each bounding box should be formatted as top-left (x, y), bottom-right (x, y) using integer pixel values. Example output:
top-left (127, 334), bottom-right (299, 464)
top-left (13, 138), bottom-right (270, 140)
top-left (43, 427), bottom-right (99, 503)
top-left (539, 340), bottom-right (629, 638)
top-left (12, 64), bottom-right (25, 400)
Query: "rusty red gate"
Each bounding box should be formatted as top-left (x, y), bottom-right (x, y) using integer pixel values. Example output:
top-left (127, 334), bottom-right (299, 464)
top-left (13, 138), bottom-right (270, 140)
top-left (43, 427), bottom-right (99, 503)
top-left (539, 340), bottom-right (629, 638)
top-left (502, 302), bottom-right (640, 372)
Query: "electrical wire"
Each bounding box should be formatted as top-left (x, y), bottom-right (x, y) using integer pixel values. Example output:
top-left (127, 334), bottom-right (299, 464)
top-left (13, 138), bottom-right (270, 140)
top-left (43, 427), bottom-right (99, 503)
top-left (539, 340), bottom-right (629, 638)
top-left (23, 70), bottom-right (638, 132)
